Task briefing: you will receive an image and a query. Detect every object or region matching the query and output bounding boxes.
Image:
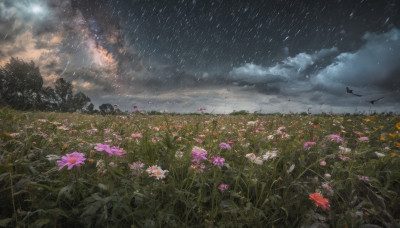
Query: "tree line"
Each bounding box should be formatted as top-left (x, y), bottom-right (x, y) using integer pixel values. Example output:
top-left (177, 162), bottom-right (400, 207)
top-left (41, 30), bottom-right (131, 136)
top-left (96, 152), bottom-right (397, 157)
top-left (0, 57), bottom-right (96, 113)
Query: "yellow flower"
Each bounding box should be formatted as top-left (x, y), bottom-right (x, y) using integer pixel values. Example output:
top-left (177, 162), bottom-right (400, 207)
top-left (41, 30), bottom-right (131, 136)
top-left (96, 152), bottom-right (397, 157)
top-left (395, 142), bottom-right (400, 147)
top-left (380, 137), bottom-right (386, 141)
top-left (396, 122), bottom-right (400, 130)
top-left (389, 133), bottom-right (396, 138)
top-left (391, 153), bottom-right (397, 157)
top-left (364, 119), bottom-right (371, 122)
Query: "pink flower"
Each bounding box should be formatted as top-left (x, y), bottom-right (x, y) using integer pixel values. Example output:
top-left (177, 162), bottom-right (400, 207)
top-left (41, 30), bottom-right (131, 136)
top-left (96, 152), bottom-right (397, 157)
top-left (211, 156), bottom-right (225, 167)
top-left (320, 161), bottom-right (327, 166)
top-left (94, 144), bottom-right (125, 157)
top-left (327, 134), bottom-right (344, 145)
top-left (94, 143), bottom-right (111, 153)
top-left (303, 142), bottom-right (316, 148)
top-left (219, 142), bottom-right (231, 150)
top-left (190, 146), bottom-right (208, 163)
top-left (57, 152), bottom-right (86, 170)
top-left (358, 137), bottom-right (369, 142)
top-left (110, 146), bottom-right (126, 157)
top-left (338, 154), bottom-right (350, 161)
top-left (322, 183), bottom-right (332, 191)
top-left (218, 184), bottom-right (229, 193)
top-left (358, 175), bottom-right (369, 181)
top-left (129, 161), bottom-right (144, 170)
top-left (131, 133), bottom-right (143, 138)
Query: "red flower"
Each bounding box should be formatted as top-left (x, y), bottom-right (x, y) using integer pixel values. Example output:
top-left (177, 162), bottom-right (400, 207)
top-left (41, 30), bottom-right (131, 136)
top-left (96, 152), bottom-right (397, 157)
top-left (309, 193), bottom-right (330, 211)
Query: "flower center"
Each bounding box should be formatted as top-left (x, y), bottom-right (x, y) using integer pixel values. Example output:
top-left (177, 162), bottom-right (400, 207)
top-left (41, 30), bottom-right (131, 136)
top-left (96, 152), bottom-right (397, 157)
top-left (69, 158), bottom-right (77, 164)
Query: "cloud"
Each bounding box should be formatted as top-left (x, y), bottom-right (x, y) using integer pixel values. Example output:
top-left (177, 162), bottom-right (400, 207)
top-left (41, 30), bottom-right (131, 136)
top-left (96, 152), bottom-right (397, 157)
top-left (229, 47), bottom-right (337, 84)
top-left (313, 28), bottom-right (400, 100)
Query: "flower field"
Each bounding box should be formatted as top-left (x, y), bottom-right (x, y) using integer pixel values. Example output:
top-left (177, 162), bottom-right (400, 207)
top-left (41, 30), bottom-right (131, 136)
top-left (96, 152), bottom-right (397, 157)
top-left (0, 108), bottom-right (399, 227)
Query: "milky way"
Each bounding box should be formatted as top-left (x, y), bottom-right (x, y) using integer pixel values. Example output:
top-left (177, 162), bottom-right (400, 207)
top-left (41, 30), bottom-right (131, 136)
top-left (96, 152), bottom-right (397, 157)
top-left (1, 0), bottom-right (399, 113)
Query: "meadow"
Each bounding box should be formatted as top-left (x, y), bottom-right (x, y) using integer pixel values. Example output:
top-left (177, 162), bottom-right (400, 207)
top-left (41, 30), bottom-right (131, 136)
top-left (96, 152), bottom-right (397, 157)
top-left (0, 108), bottom-right (399, 227)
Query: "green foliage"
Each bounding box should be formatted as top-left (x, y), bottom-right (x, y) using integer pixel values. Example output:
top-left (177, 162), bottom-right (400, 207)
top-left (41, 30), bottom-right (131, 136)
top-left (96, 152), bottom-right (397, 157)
top-left (230, 110), bottom-right (249, 115)
top-left (0, 58), bottom-right (92, 113)
top-left (0, 109), bottom-right (399, 227)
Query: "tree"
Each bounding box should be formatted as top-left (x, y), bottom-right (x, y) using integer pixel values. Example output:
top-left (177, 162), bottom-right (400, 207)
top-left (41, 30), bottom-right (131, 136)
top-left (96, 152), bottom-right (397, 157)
top-left (99, 103), bottom-right (114, 115)
top-left (40, 87), bottom-right (59, 111)
top-left (72, 92), bottom-right (91, 112)
top-left (0, 57), bottom-right (43, 110)
top-left (54, 78), bottom-right (73, 112)
top-left (85, 103), bottom-right (95, 114)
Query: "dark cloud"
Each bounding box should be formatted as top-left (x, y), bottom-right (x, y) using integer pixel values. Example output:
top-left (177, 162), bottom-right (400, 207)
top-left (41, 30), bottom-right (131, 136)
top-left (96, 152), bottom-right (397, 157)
top-left (313, 28), bottom-right (400, 100)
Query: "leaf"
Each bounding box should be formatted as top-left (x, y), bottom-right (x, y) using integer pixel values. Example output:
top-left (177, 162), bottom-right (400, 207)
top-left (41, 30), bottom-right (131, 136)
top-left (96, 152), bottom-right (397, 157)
top-left (32, 218), bottom-right (50, 227)
top-left (220, 200), bottom-right (232, 209)
top-left (57, 184), bottom-right (73, 202)
top-left (0, 218), bottom-right (13, 227)
top-left (98, 183), bottom-right (108, 191)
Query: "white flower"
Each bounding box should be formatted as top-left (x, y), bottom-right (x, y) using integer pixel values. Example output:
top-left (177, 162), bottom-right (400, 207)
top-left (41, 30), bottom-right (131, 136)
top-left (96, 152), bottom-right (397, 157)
top-left (287, 164), bottom-right (295, 174)
top-left (247, 121), bottom-right (258, 126)
top-left (96, 159), bottom-right (105, 170)
top-left (374, 152), bottom-right (385, 158)
top-left (175, 151), bottom-right (184, 159)
top-left (245, 153), bottom-right (263, 165)
top-left (46, 154), bottom-right (60, 161)
top-left (262, 150), bottom-right (278, 160)
top-left (339, 146), bottom-right (351, 153)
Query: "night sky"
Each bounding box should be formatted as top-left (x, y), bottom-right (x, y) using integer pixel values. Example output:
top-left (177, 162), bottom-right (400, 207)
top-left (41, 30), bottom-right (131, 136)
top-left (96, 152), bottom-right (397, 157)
top-left (1, 0), bottom-right (400, 113)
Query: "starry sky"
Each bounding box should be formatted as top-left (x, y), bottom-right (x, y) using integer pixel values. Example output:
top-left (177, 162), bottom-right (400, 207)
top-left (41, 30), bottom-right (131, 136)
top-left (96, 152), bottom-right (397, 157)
top-left (1, 0), bottom-right (400, 113)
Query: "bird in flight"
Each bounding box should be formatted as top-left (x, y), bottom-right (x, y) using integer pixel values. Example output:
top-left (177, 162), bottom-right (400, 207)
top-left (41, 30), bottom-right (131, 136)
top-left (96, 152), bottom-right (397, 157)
top-left (368, 97), bottom-right (384, 105)
top-left (346, 87), bottom-right (362, 97)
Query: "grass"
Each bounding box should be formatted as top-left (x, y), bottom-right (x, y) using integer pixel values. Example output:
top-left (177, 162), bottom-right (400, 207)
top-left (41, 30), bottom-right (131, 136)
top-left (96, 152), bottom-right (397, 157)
top-left (0, 108), bottom-right (399, 227)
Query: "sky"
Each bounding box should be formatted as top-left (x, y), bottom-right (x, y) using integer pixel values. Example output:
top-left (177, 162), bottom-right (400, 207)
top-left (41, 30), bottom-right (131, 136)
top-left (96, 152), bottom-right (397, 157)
top-left (1, 0), bottom-right (400, 114)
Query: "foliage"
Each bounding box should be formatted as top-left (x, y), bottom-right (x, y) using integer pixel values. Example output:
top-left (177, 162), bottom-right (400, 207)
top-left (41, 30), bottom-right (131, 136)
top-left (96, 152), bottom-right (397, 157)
top-left (0, 58), bottom-right (92, 113)
top-left (0, 109), bottom-right (399, 227)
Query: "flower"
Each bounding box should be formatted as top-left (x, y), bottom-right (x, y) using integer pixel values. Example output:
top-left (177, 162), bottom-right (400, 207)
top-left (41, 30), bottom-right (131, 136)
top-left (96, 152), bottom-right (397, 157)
top-left (339, 146), bottom-right (351, 153)
top-left (338, 154), bottom-right (350, 161)
top-left (94, 143), bottom-right (125, 157)
top-left (245, 153), bottom-right (263, 165)
top-left (327, 134), bottom-right (344, 145)
top-left (110, 146), bottom-right (126, 157)
top-left (129, 161), bottom-right (144, 171)
top-left (190, 146), bottom-right (208, 163)
top-left (320, 160), bottom-right (327, 166)
top-left (46, 154), bottom-right (60, 161)
top-left (218, 184), bottom-right (229, 193)
top-left (396, 122), bottom-right (400, 130)
top-left (175, 151), bottom-right (184, 159)
top-left (219, 142), bottom-right (231, 150)
top-left (374, 152), bottom-right (385, 158)
top-left (146, 165), bottom-right (168, 180)
top-left (57, 152), bottom-right (86, 170)
top-left (262, 150), bottom-right (278, 160)
top-left (211, 156), bottom-right (225, 167)
top-left (358, 137), bottom-right (369, 142)
top-left (303, 142), bottom-right (316, 148)
top-left (358, 175), bottom-right (369, 180)
top-left (309, 193), bottom-right (330, 211)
